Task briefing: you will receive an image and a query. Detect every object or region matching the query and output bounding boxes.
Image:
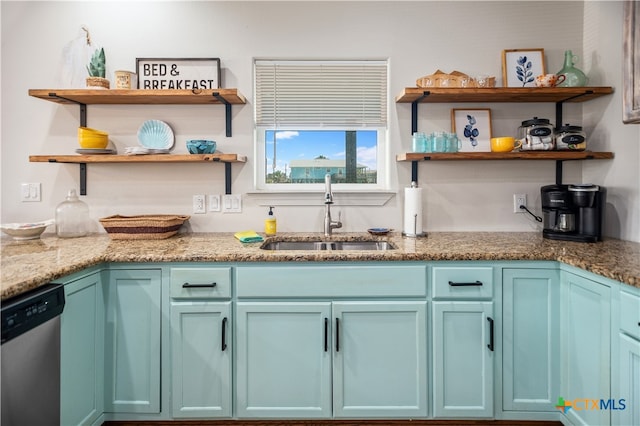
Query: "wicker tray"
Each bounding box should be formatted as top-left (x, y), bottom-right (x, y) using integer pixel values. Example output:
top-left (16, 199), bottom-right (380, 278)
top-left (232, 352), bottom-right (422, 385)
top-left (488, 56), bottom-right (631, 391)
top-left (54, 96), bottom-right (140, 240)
top-left (99, 214), bottom-right (190, 239)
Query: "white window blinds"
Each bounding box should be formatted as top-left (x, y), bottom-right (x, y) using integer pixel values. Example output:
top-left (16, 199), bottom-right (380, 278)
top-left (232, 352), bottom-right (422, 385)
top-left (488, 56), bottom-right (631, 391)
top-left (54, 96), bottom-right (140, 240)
top-left (255, 60), bottom-right (388, 127)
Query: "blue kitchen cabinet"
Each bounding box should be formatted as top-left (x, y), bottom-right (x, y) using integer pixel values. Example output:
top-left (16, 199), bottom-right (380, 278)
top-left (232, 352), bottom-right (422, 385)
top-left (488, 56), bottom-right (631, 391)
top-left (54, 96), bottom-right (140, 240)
top-left (170, 266), bottom-right (233, 418)
top-left (560, 268), bottom-right (611, 426)
top-left (332, 301), bottom-right (427, 418)
top-left (60, 269), bottom-right (105, 426)
top-left (432, 301), bottom-right (494, 418)
top-left (171, 302), bottom-right (232, 418)
top-left (502, 268), bottom-right (560, 412)
top-left (234, 263), bottom-right (428, 419)
top-left (431, 264), bottom-right (495, 418)
top-left (104, 268), bottom-right (162, 414)
top-left (235, 301), bottom-right (333, 418)
top-left (612, 285), bottom-right (640, 426)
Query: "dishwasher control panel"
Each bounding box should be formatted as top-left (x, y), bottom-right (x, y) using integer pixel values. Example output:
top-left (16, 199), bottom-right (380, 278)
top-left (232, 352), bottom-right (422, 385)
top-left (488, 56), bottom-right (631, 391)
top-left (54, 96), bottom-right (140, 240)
top-left (1, 283), bottom-right (65, 344)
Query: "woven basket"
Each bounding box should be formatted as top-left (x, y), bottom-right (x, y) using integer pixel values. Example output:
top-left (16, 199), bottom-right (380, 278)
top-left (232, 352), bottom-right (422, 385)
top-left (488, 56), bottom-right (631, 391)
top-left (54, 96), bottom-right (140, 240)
top-left (99, 214), bottom-right (190, 239)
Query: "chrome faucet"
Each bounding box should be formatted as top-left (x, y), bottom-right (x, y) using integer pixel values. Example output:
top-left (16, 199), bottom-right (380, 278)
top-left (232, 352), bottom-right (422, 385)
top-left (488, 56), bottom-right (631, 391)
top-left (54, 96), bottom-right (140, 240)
top-left (324, 173), bottom-right (342, 236)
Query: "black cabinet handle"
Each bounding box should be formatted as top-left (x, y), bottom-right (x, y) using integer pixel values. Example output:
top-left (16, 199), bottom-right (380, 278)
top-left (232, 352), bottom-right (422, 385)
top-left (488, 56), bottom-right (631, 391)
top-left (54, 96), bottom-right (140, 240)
top-left (487, 317), bottom-right (494, 351)
top-left (221, 317), bottom-right (228, 351)
top-left (183, 282), bottom-right (217, 288)
top-left (448, 280), bottom-right (483, 287)
top-left (324, 318), bottom-right (328, 352)
top-left (335, 318), bottom-right (340, 352)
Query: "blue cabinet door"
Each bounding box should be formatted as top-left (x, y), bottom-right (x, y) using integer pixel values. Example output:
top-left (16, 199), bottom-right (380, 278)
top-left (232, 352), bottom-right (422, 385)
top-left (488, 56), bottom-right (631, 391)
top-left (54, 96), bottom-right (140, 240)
top-left (104, 268), bottom-right (162, 414)
top-left (60, 271), bottom-right (104, 426)
top-left (615, 333), bottom-right (640, 426)
top-left (502, 268), bottom-right (559, 412)
top-left (433, 301), bottom-right (494, 418)
top-left (171, 302), bottom-right (231, 418)
top-left (332, 301), bottom-right (427, 418)
top-left (561, 271), bottom-right (611, 426)
top-left (235, 302), bottom-right (332, 418)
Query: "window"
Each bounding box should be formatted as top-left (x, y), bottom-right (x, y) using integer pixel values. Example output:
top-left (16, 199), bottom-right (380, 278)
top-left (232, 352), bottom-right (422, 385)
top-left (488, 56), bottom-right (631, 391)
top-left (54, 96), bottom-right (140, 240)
top-left (254, 59), bottom-right (388, 190)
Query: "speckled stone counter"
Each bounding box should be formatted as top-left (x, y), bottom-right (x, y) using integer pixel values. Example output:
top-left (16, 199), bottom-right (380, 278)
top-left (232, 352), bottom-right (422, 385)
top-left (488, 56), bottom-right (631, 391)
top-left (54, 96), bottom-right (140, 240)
top-left (2, 231), bottom-right (639, 300)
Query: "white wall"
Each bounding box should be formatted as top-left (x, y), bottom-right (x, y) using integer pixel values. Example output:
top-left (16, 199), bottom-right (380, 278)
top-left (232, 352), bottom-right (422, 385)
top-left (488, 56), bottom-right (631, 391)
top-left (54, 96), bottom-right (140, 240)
top-left (2, 1), bottom-right (638, 242)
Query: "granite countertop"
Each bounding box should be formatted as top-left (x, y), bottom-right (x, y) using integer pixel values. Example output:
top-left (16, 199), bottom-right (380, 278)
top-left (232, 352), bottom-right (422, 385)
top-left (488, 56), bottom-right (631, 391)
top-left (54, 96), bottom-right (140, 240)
top-left (2, 231), bottom-right (639, 300)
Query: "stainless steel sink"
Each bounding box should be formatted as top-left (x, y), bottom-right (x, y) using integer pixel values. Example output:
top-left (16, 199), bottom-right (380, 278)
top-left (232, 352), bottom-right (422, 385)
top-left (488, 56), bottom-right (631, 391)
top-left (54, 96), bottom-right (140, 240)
top-left (260, 240), bottom-right (395, 251)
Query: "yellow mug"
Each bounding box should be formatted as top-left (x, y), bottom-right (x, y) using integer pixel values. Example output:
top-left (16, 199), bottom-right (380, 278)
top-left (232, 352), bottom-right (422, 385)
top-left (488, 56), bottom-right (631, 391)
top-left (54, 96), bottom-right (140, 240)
top-left (490, 137), bottom-right (522, 153)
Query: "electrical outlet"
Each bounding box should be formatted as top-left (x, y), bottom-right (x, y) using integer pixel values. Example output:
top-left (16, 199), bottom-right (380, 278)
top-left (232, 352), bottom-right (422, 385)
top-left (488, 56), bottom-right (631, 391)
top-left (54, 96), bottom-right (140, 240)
top-left (21, 183), bottom-right (41, 202)
top-left (193, 195), bottom-right (206, 214)
top-left (513, 193), bottom-right (527, 213)
top-left (208, 194), bottom-right (221, 212)
top-left (222, 194), bottom-right (242, 213)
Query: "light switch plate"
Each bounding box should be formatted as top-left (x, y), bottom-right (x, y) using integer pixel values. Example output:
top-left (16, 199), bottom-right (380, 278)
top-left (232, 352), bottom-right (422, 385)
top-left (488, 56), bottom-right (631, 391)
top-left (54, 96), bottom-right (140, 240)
top-left (21, 183), bottom-right (41, 202)
top-left (222, 194), bottom-right (242, 213)
top-left (208, 194), bottom-right (221, 212)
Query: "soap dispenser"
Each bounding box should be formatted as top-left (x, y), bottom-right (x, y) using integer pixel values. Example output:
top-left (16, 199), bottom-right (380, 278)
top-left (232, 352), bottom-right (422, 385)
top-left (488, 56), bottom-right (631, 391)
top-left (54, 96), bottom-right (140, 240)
top-left (265, 206), bottom-right (277, 236)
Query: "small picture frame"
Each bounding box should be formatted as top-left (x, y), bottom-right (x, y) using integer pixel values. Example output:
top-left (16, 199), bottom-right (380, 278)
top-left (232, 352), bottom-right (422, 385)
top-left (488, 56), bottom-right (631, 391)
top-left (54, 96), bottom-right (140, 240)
top-left (502, 49), bottom-right (546, 88)
top-left (451, 108), bottom-right (492, 152)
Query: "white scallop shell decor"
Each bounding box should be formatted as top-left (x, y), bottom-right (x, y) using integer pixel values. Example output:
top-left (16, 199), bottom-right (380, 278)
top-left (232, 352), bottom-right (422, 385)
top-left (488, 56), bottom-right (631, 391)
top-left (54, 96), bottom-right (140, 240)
top-left (137, 120), bottom-right (175, 150)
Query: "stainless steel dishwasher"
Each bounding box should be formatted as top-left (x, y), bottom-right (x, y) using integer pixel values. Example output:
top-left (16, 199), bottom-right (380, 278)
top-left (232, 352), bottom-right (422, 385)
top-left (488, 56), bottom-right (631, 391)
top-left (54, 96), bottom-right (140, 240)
top-left (1, 283), bottom-right (65, 426)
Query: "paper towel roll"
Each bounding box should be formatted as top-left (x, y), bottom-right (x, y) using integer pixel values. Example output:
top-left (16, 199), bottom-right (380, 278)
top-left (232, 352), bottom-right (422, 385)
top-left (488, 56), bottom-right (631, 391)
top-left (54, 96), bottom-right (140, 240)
top-left (403, 185), bottom-right (423, 236)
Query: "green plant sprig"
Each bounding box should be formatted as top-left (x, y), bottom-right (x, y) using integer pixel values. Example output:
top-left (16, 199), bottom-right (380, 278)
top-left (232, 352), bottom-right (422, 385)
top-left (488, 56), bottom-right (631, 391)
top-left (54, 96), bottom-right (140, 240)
top-left (87, 48), bottom-right (106, 78)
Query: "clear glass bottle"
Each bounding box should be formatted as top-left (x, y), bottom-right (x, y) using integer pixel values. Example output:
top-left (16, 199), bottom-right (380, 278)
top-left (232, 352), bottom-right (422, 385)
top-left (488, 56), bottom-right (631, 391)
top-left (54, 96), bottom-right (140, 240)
top-left (55, 189), bottom-right (90, 238)
top-left (556, 50), bottom-right (588, 87)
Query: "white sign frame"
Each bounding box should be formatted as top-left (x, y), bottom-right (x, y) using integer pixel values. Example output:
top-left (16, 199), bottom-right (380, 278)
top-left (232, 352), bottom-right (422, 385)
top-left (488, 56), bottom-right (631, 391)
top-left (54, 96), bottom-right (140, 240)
top-left (136, 58), bottom-right (221, 90)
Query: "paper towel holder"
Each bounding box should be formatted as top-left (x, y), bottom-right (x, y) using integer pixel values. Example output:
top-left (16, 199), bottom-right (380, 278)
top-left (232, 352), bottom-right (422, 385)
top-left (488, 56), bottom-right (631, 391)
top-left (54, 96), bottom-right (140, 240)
top-left (402, 182), bottom-right (426, 238)
top-left (402, 213), bottom-right (426, 238)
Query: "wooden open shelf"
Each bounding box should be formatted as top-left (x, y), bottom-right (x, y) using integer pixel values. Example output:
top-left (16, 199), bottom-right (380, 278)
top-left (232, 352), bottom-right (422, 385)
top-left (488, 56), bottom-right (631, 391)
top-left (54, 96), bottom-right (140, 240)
top-left (396, 151), bottom-right (613, 162)
top-left (395, 87), bottom-right (614, 104)
top-left (29, 153), bottom-right (247, 164)
top-left (28, 88), bottom-right (246, 105)
top-left (30, 154), bottom-right (247, 195)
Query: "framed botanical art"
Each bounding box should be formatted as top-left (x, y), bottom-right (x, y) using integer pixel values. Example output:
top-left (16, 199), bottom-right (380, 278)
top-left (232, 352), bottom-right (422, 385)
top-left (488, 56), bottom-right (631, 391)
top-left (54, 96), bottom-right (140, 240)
top-left (451, 108), bottom-right (492, 152)
top-left (502, 49), bottom-right (545, 88)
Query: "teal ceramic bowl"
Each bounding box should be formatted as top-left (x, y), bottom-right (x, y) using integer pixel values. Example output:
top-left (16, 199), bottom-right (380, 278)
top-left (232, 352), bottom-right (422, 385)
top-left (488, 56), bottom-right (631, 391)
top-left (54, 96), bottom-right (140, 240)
top-left (186, 140), bottom-right (216, 154)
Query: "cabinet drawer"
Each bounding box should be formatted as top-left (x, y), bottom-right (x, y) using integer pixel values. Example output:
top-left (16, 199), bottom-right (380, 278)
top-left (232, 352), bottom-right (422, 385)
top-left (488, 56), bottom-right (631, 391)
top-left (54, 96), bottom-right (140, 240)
top-left (236, 264), bottom-right (426, 298)
top-left (432, 266), bottom-right (494, 299)
top-left (170, 267), bottom-right (231, 299)
top-left (620, 289), bottom-right (640, 340)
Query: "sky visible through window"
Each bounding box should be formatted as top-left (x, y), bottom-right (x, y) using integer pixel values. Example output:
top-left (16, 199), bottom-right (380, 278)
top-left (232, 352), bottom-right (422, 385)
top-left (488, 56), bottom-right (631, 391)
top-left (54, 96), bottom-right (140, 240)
top-left (265, 130), bottom-right (377, 176)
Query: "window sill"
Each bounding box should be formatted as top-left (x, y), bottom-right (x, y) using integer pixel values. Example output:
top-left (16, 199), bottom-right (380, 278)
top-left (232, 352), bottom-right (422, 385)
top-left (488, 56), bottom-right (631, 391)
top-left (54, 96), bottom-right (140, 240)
top-left (246, 191), bottom-right (396, 206)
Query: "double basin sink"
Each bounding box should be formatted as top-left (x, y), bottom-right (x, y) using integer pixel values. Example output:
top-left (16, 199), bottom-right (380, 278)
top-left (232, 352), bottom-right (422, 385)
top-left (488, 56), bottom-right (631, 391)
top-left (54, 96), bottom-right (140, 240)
top-left (261, 239), bottom-right (395, 251)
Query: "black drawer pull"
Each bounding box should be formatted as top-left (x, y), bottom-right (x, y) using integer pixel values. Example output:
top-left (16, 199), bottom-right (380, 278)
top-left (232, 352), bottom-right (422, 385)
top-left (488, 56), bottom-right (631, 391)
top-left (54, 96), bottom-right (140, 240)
top-left (487, 317), bottom-right (494, 352)
top-left (324, 318), bottom-right (329, 352)
top-left (448, 280), bottom-right (483, 287)
top-left (221, 317), bottom-right (228, 351)
top-left (182, 282), bottom-right (217, 288)
top-left (335, 318), bottom-right (340, 352)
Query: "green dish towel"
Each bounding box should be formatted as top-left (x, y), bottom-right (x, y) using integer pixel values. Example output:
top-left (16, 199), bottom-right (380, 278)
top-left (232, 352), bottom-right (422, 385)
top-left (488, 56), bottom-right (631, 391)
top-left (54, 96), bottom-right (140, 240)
top-left (234, 230), bottom-right (264, 243)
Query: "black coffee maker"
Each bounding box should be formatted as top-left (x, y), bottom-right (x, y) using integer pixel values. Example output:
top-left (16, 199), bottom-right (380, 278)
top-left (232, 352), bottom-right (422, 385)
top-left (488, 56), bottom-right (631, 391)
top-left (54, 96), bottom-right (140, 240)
top-left (541, 184), bottom-right (606, 242)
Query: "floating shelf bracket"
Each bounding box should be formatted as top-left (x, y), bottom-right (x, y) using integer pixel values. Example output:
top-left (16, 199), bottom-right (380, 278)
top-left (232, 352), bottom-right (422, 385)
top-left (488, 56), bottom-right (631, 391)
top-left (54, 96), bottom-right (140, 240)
top-left (79, 163), bottom-right (87, 195)
top-left (411, 91), bottom-right (431, 134)
top-left (48, 92), bottom-right (87, 127)
top-left (213, 92), bottom-right (233, 137)
top-left (554, 152), bottom-right (596, 185)
top-left (554, 90), bottom-right (594, 128)
top-left (411, 160), bottom-right (419, 183)
top-left (47, 158), bottom-right (237, 196)
top-left (225, 162), bottom-right (232, 195)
